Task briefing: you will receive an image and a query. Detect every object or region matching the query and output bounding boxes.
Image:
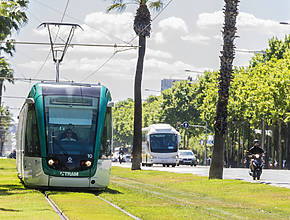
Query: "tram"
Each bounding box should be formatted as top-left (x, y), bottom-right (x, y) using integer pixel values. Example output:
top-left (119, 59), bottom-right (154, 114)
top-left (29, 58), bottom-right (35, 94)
top-left (142, 124), bottom-right (181, 167)
top-left (16, 82), bottom-right (113, 189)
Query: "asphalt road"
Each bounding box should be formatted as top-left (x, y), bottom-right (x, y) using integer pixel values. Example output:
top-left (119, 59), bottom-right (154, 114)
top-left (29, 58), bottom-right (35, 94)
top-left (113, 162), bottom-right (290, 189)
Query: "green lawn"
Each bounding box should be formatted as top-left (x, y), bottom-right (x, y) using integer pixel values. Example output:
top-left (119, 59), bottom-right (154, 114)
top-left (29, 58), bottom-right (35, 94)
top-left (0, 159), bottom-right (59, 220)
top-left (100, 167), bottom-right (290, 220)
top-left (1, 159), bottom-right (290, 220)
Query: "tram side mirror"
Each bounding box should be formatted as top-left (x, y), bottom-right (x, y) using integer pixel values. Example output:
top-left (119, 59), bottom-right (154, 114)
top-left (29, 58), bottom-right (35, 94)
top-left (107, 101), bottom-right (114, 107)
top-left (25, 98), bottom-right (35, 105)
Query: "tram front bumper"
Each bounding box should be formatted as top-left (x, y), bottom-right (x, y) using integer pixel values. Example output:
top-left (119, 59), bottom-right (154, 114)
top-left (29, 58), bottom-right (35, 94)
top-left (49, 176), bottom-right (90, 188)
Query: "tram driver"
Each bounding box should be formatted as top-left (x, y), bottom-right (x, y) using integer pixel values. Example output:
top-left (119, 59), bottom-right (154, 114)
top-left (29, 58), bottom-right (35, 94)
top-left (60, 128), bottom-right (78, 142)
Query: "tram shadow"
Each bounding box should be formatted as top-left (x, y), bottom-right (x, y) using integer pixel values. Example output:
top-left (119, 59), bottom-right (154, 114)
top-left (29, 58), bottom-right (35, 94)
top-left (40, 187), bottom-right (122, 196)
top-left (94, 187), bottom-right (122, 196)
top-left (0, 184), bottom-right (27, 196)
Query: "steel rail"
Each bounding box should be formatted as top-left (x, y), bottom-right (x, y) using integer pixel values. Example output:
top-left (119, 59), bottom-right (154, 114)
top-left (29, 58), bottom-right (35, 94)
top-left (96, 195), bottom-right (142, 220)
top-left (41, 191), bottom-right (69, 220)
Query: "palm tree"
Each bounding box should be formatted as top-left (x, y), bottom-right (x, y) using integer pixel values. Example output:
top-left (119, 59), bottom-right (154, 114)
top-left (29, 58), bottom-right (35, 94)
top-left (107, 0), bottom-right (163, 170)
top-left (0, 0), bottom-right (28, 156)
top-left (209, 0), bottom-right (240, 179)
top-left (0, 0), bottom-right (28, 106)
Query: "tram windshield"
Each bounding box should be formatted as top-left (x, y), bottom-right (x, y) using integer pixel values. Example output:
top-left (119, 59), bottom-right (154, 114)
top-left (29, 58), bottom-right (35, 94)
top-left (44, 96), bottom-right (98, 171)
top-left (150, 133), bottom-right (178, 153)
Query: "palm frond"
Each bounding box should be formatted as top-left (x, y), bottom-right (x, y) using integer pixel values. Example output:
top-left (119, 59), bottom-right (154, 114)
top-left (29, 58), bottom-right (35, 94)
top-left (139, 0), bottom-right (149, 5)
top-left (107, 3), bottom-right (127, 12)
top-left (148, 0), bottom-right (163, 11)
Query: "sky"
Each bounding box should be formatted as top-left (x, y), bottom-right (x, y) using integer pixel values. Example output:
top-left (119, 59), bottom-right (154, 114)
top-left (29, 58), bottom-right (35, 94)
top-left (3, 0), bottom-right (290, 118)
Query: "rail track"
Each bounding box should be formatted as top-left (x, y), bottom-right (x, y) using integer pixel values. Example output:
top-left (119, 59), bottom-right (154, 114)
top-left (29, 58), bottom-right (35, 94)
top-left (40, 190), bottom-right (69, 220)
top-left (40, 190), bottom-right (141, 220)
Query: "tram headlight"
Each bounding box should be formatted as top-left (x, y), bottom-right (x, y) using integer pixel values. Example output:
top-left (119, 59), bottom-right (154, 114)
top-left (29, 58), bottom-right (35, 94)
top-left (48, 159), bottom-right (54, 166)
top-left (80, 160), bottom-right (92, 167)
top-left (48, 158), bottom-right (60, 167)
top-left (85, 160), bottom-right (92, 167)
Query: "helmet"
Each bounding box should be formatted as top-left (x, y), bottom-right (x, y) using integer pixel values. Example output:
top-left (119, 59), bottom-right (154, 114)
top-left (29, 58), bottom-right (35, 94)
top-left (253, 139), bottom-right (259, 144)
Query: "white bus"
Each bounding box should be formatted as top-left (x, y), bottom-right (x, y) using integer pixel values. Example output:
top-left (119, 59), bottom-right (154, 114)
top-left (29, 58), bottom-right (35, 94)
top-left (142, 124), bottom-right (181, 167)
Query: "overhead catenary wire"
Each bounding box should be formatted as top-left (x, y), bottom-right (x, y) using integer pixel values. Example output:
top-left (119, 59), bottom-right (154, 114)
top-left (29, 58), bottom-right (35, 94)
top-left (2, 96), bottom-right (26, 99)
top-left (2, 41), bottom-right (138, 48)
top-left (33, 0), bottom-right (132, 45)
top-left (11, 0), bottom-right (174, 83)
top-left (60, 0), bottom-right (70, 23)
top-left (80, 0), bottom-right (175, 82)
top-left (0, 76), bottom-right (71, 82)
top-left (80, 49), bottom-right (123, 82)
top-left (33, 0), bottom-right (71, 79)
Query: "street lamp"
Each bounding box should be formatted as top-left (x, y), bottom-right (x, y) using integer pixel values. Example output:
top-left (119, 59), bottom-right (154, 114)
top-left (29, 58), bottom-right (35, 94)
top-left (236, 49), bottom-right (266, 56)
top-left (184, 69), bottom-right (204, 82)
top-left (184, 69), bottom-right (204, 74)
top-left (236, 49), bottom-right (266, 64)
top-left (280, 22), bottom-right (290, 25)
top-left (145, 88), bottom-right (161, 93)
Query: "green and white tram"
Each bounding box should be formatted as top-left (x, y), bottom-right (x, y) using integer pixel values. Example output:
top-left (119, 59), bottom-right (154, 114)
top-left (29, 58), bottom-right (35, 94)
top-left (16, 82), bottom-right (113, 189)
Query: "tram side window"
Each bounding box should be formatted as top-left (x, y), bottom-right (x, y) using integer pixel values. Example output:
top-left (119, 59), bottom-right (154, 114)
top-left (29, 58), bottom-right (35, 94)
top-left (25, 105), bottom-right (41, 157)
top-left (100, 107), bottom-right (112, 158)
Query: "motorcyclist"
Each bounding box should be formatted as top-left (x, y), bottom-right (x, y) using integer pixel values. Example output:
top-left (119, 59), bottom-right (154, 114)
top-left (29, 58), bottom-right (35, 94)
top-left (248, 139), bottom-right (264, 174)
top-left (118, 147), bottom-right (124, 164)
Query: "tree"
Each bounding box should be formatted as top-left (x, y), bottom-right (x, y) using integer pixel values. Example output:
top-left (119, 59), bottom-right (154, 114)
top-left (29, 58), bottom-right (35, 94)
top-left (143, 95), bottom-right (161, 127)
top-left (250, 35), bottom-right (290, 67)
top-left (159, 80), bottom-right (202, 128)
top-left (196, 71), bottom-right (219, 128)
top-left (113, 99), bottom-right (134, 147)
top-left (0, 0), bottom-right (28, 105)
top-left (106, 0), bottom-right (163, 170)
top-left (0, 0), bottom-right (28, 156)
top-left (209, 0), bottom-right (240, 179)
top-left (0, 59), bottom-right (13, 106)
top-left (0, 106), bottom-right (13, 156)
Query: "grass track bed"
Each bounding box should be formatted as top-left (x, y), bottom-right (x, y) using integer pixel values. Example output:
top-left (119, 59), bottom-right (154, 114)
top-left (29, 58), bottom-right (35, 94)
top-left (0, 159), bottom-right (59, 220)
top-left (1, 159), bottom-right (290, 219)
top-left (101, 167), bottom-right (290, 220)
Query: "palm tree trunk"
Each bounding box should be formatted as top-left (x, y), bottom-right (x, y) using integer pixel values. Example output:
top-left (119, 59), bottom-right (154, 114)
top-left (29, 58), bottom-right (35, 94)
top-left (131, 35), bottom-right (146, 170)
top-left (0, 80), bottom-right (3, 156)
top-left (0, 80), bottom-right (3, 107)
top-left (209, 0), bottom-right (239, 179)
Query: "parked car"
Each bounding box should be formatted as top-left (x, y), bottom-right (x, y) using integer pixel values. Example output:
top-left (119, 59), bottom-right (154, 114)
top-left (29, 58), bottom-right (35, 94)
top-left (178, 150), bottom-right (197, 166)
top-left (123, 154), bottom-right (131, 163)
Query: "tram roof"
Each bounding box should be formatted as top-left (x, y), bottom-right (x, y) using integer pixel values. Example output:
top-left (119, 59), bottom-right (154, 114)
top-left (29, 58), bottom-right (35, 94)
top-left (33, 82), bottom-right (104, 98)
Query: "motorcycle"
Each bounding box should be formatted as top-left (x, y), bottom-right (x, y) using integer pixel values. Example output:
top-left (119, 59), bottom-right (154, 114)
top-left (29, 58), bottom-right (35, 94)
top-left (249, 154), bottom-right (263, 180)
top-left (118, 154), bottom-right (124, 164)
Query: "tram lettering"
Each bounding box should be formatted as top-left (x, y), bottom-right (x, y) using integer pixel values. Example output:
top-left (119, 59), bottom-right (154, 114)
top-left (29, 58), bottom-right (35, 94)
top-left (60, 171), bottom-right (79, 176)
